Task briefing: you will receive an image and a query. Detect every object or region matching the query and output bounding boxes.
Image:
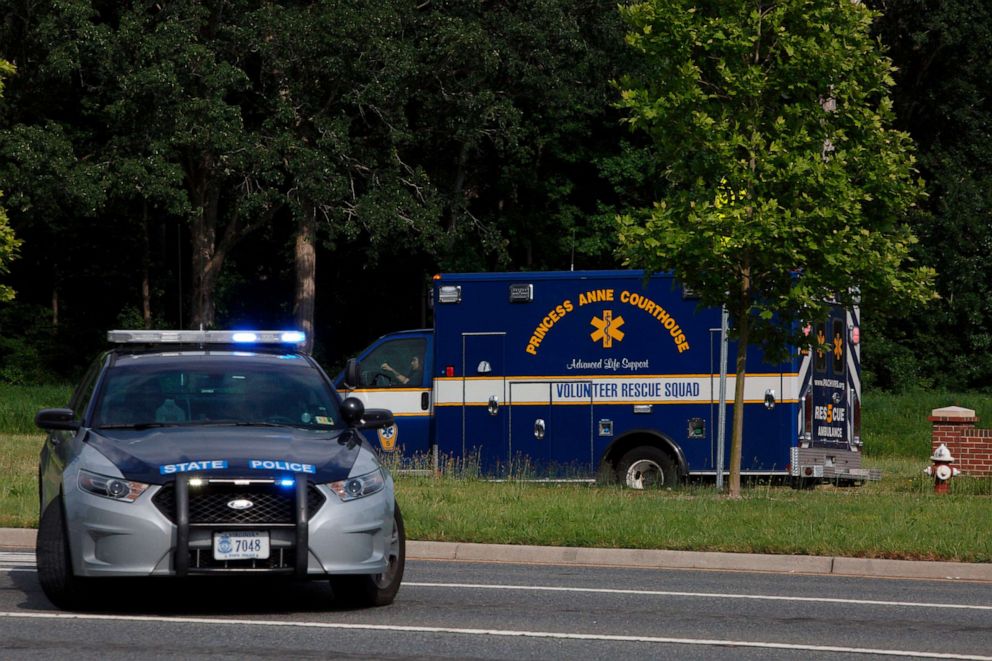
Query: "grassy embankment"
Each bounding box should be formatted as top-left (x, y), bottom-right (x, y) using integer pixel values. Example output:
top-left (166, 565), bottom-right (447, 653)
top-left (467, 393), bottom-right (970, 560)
top-left (2, 384), bottom-right (991, 561)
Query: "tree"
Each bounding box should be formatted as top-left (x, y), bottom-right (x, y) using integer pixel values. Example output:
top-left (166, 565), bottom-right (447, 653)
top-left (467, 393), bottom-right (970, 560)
top-left (0, 58), bottom-right (19, 303)
top-left (244, 2), bottom-right (440, 353)
top-left (871, 0), bottom-right (992, 391)
top-left (403, 0), bottom-right (636, 272)
top-left (617, 0), bottom-right (934, 496)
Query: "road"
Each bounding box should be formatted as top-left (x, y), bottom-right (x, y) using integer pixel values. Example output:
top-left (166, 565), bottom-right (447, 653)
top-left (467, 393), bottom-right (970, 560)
top-left (2, 551), bottom-right (991, 660)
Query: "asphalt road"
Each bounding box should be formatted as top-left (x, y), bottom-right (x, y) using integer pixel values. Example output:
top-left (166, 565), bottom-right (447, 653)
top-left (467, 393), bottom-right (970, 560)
top-left (2, 552), bottom-right (991, 660)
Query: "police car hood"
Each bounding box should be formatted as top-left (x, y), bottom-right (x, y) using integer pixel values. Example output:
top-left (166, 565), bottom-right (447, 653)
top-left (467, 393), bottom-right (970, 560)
top-left (84, 425), bottom-right (363, 485)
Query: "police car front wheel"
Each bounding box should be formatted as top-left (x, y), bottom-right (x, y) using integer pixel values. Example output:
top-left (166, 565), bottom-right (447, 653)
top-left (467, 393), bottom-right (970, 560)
top-left (36, 497), bottom-right (87, 610)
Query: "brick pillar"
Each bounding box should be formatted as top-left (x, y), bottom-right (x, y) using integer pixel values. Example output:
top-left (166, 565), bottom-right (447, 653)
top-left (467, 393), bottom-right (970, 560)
top-left (929, 406), bottom-right (977, 466)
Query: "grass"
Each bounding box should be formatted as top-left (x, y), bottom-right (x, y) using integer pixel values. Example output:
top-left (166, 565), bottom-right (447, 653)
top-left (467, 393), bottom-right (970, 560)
top-left (861, 390), bottom-right (992, 459)
top-left (0, 434), bottom-right (40, 528)
top-left (394, 457), bottom-right (992, 561)
top-left (3, 387), bottom-right (992, 561)
top-left (0, 384), bottom-right (72, 434)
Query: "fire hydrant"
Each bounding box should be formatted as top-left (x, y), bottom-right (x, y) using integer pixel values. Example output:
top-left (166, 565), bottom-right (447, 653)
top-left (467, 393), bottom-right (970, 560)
top-left (923, 443), bottom-right (961, 494)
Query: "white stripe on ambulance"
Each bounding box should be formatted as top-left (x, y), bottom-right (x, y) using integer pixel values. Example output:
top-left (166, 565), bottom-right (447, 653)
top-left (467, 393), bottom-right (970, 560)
top-left (434, 374), bottom-right (799, 407)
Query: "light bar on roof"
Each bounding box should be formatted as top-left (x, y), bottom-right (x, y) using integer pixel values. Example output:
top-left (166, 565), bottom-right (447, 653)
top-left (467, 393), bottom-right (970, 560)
top-left (107, 330), bottom-right (307, 346)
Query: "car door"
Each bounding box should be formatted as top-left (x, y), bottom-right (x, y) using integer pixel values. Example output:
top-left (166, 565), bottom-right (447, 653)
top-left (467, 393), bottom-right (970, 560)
top-left (40, 354), bottom-right (104, 509)
top-left (346, 335), bottom-right (433, 457)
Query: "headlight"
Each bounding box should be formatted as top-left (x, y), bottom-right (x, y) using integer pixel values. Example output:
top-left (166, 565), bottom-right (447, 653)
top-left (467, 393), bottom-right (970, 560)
top-left (77, 469), bottom-right (150, 503)
top-left (327, 468), bottom-right (385, 502)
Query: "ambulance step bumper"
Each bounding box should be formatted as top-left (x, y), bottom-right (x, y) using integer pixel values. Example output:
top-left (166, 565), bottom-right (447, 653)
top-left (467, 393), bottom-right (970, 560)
top-left (790, 447), bottom-right (881, 481)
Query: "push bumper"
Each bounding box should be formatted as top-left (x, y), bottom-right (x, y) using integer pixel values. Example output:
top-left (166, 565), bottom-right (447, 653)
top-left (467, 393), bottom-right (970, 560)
top-left (63, 475), bottom-right (393, 578)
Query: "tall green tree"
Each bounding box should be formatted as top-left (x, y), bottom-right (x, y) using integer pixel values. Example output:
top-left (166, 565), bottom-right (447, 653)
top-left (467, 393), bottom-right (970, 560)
top-left (871, 0), bottom-right (992, 391)
top-left (617, 0), bottom-right (934, 496)
top-left (0, 58), bottom-right (19, 303)
top-left (405, 0), bottom-right (635, 271)
top-left (244, 2), bottom-right (440, 352)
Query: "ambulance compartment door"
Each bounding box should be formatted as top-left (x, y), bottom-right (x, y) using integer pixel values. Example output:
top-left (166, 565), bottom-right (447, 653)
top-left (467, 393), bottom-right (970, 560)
top-left (462, 333), bottom-right (507, 475)
top-left (508, 380), bottom-right (594, 477)
top-left (810, 316), bottom-right (849, 448)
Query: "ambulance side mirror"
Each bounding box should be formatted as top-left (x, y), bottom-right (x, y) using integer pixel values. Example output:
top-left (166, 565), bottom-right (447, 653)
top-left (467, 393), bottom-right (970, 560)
top-left (343, 358), bottom-right (360, 390)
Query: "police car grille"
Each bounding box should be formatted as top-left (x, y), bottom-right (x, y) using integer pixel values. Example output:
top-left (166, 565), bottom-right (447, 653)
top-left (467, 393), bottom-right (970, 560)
top-left (152, 483), bottom-right (326, 524)
top-left (188, 549), bottom-right (296, 572)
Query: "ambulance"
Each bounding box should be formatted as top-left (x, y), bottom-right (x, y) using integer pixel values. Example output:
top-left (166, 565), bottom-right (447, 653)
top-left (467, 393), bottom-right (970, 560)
top-left (339, 270), bottom-right (875, 487)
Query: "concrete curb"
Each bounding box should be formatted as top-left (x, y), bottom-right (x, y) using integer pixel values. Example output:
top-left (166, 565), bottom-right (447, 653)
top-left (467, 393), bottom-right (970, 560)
top-left (407, 541), bottom-right (992, 582)
top-left (4, 528), bottom-right (989, 582)
top-left (0, 528), bottom-right (36, 551)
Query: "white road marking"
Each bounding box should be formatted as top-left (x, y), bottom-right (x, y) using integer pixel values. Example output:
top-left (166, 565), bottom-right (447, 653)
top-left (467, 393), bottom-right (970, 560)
top-left (0, 552), bottom-right (34, 571)
top-left (405, 581), bottom-right (992, 612)
top-left (2, 552), bottom-right (987, 612)
top-left (0, 611), bottom-right (989, 660)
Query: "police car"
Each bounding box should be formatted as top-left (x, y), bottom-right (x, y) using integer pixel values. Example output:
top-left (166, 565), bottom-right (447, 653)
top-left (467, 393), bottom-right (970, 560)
top-left (35, 330), bottom-right (404, 610)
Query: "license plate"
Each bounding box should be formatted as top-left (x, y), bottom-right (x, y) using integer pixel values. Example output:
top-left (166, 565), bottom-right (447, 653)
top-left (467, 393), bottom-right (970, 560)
top-left (213, 531), bottom-right (269, 560)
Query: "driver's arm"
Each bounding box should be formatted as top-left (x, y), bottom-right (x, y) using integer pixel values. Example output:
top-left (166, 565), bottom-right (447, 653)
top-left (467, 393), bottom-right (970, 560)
top-left (381, 362), bottom-right (410, 384)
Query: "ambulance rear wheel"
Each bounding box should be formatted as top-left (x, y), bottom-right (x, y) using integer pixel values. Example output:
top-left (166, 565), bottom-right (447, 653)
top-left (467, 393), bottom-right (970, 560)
top-left (618, 446), bottom-right (678, 489)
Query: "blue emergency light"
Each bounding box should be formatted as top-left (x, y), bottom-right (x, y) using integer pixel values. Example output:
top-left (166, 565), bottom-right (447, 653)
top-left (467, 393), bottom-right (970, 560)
top-left (107, 329), bottom-right (307, 346)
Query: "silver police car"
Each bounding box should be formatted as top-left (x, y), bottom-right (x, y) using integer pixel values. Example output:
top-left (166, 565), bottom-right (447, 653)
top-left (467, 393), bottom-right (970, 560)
top-left (35, 330), bottom-right (404, 610)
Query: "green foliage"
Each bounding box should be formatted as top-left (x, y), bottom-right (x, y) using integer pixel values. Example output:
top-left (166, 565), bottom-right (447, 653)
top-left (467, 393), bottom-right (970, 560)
top-left (616, 0), bottom-right (936, 495)
top-left (0, 304), bottom-right (81, 385)
top-left (403, 0), bottom-right (635, 271)
top-left (0, 58), bottom-right (19, 302)
top-left (869, 0), bottom-right (992, 391)
top-left (616, 0), bottom-right (934, 352)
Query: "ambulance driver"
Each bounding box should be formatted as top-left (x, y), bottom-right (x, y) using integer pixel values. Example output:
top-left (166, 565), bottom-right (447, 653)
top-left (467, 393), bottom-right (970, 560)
top-left (381, 355), bottom-right (422, 386)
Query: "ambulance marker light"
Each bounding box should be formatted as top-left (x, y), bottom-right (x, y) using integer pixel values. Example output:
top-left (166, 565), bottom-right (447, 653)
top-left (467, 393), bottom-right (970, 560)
top-left (438, 285), bottom-right (462, 304)
top-left (445, 365), bottom-right (455, 377)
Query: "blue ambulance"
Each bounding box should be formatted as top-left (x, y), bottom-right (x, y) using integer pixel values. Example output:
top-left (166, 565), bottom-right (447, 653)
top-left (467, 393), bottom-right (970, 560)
top-left (339, 270), bottom-right (874, 487)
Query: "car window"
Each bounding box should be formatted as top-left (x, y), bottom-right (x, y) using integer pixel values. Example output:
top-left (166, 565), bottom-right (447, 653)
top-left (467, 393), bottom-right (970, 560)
top-left (70, 355), bottom-right (106, 418)
top-left (360, 338), bottom-right (426, 388)
top-left (92, 355), bottom-right (341, 429)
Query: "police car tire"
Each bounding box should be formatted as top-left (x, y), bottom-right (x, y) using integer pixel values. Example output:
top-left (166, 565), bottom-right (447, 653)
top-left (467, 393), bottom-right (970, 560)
top-left (331, 502), bottom-right (406, 607)
top-left (36, 497), bottom-right (84, 610)
top-left (618, 446), bottom-right (678, 489)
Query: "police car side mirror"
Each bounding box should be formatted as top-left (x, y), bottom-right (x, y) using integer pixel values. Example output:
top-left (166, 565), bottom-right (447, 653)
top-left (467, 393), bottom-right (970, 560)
top-left (342, 358), bottom-right (360, 390)
top-left (340, 397), bottom-right (394, 430)
top-left (36, 408), bottom-right (80, 431)
top-left (341, 397), bottom-right (365, 426)
top-left (360, 408), bottom-right (395, 430)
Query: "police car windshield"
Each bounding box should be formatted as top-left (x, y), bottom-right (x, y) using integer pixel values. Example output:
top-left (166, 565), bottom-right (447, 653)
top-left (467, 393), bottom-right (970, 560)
top-left (92, 353), bottom-right (342, 430)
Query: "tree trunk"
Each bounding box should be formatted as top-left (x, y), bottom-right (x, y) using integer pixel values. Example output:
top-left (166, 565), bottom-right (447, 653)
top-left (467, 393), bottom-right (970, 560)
top-left (293, 206), bottom-right (317, 355)
top-left (51, 286), bottom-right (59, 329)
top-left (728, 266), bottom-right (751, 499)
top-left (141, 203), bottom-right (152, 329)
top-left (189, 179), bottom-right (221, 329)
